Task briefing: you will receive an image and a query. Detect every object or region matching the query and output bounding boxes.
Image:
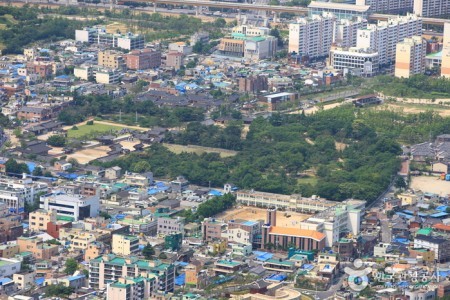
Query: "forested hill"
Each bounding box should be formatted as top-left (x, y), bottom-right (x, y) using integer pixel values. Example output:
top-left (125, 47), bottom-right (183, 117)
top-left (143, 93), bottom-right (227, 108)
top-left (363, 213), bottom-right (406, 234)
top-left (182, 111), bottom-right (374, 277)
top-left (96, 106), bottom-right (422, 203)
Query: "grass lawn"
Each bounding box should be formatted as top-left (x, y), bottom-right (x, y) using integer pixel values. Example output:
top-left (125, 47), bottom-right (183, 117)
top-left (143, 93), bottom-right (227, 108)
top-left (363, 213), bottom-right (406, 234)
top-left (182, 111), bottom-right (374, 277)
top-left (163, 143), bottom-right (238, 158)
top-left (297, 176), bottom-right (318, 186)
top-left (67, 123), bottom-right (125, 139)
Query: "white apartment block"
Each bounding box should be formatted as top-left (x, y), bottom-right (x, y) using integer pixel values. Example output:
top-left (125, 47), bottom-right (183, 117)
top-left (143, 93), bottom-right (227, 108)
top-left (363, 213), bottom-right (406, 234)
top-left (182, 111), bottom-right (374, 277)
top-left (75, 26), bottom-right (145, 50)
top-left (39, 191), bottom-right (100, 221)
top-left (0, 176), bottom-right (48, 213)
top-left (289, 13), bottom-right (336, 59)
top-left (356, 0), bottom-right (413, 13)
top-left (357, 13), bottom-right (422, 65)
top-left (395, 36), bottom-right (426, 78)
top-left (157, 217), bottom-right (185, 237)
top-left (442, 23), bottom-right (450, 78)
top-left (334, 17), bottom-right (368, 48)
top-left (414, 0), bottom-right (450, 17)
top-left (329, 46), bottom-right (379, 76)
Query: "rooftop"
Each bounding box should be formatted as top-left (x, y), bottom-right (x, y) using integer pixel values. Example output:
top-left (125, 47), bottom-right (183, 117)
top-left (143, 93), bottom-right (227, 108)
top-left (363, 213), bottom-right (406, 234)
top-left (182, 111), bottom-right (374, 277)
top-left (268, 227), bottom-right (326, 241)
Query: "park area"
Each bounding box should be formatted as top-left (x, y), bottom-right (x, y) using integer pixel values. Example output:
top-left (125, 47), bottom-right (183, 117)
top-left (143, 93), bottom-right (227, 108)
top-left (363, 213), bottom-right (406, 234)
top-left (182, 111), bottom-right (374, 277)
top-left (215, 207), bottom-right (311, 227)
top-left (163, 143), bottom-right (238, 158)
top-left (410, 176), bottom-right (450, 196)
top-left (66, 122), bottom-right (126, 139)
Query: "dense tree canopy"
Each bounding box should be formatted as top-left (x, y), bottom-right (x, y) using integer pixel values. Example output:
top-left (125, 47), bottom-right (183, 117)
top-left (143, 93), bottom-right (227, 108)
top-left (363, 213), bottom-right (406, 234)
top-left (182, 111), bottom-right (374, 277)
top-left (95, 106), bottom-right (416, 202)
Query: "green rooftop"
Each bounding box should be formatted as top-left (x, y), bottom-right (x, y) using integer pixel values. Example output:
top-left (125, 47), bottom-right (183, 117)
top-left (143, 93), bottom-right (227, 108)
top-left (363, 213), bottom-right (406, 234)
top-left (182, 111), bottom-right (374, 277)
top-left (57, 215), bottom-right (75, 222)
top-left (265, 259), bottom-right (295, 266)
top-left (216, 260), bottom-right (241, 267)
top-left (417, 228), bottom-right (432, 236)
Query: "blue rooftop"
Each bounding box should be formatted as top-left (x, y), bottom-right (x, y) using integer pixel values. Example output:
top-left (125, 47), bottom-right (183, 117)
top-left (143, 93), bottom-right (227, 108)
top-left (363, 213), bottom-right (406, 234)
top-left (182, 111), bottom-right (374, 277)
top-left (175, 273), bottom-right (185, 286)
top-left (67, 275), bottom-right (85, 281)
top-left (35, 277), bottom-right (45, 286)
top-left (430, 212), bottom-right (448, 218)
top-left (242, 220), bottom-right (258, 226)
top-left (0, 278), bottom-right (13, 285)
top-left (208, 190), bottom-right (223, 196)
top-left (437, 206), bottom-right (449, 211)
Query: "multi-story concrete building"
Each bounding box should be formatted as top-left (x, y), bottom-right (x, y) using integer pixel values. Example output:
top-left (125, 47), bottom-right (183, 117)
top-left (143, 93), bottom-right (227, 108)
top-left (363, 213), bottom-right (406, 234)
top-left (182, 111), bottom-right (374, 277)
top-left (122, 172), bottom-right (153, 188)
top-left (329, 46), bottom-right (379, 76)
top-left (94, 68), bottom-right (121, 85)
top-left (414, 235), bottom-right (450, 262)
top-left (289, 13), bottom-right (336, 59)
top-left (75, 26), bottom-right (145, 50)
top-left (225, 219), bottom-right (262, 246)
top-left (0, 244), bottom-right (19, 258)
top-left (89, 254), bottom-right (175, 292)
top-left (232, 25), bottom-right (270, 37)
top-left (0, 176), bottom-right (48, 213)
top-left (414, 0), bottom-right (450, 17)
top-left (201, 218), bottom-right (224, 241)
top-left (111, 234), bottom-right (139, 256)
top-left (0, 258), bottom-right (21, 277)
top-left (165, 52), bottom-right (184, 70)
top-left (168, 42), bottom-right (193, 55)
top-left (107, 276), bottom-right (157, 300)
top-left (356, 13), bottom-right (422, 65)
top-left (17, 237), bottom-right (59, 260)
top-left (218, 33), bottom-right (277, 61)
top-left (39, 192), bottom-right (100, 221)
top-left (356, 0), bottom-right (413, 13)
top-left (442, 23), bottom-right (450, 78)
top-left (236, 190), bottom-right (336, 212)
top-left (157, 217), bottom-right (184, 237)
top-left (308, 1), bottom-right (370, 19)
top-left (395, 36), bottom-right (427, 78)
top-left (98, 51), bottom-right (125, 70)
top-left (238, 75), bottom-right (268, 94)
top-left (29, 209), bottom-right (57, 233)
top-left (261, 209), bottom-right (326, 251)
top-left (300, 199), bottom-right (365, 247)
top-left (334, 17), bottom-right (368, 48)
top-left (125, 49), bottom-right (161, 70)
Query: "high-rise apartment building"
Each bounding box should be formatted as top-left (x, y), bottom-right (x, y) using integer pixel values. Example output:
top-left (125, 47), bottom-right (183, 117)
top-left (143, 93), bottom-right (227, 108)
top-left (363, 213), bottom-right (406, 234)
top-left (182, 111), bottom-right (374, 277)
top-left (334, 17), bottom-right (368, 48)
top-left (413, 0), bottom-right (450, 17)
top-left (289, 13), bottom-right (336, 59)
top-left (356, 0), bottom-right (413, 13)
top-left (395, 36), bottom-right (427, 78)
top-left (441, 23), bottom-right (450, 78)
top-left (357, 13), bottom-right (422, 65)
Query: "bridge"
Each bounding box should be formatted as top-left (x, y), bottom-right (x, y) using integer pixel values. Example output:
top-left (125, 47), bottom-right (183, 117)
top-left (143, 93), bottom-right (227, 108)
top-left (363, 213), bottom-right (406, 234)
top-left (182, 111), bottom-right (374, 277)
top-left (129, 0), bottom-right (309, 14)
top-left (369, 13), bottom-right (449, 26)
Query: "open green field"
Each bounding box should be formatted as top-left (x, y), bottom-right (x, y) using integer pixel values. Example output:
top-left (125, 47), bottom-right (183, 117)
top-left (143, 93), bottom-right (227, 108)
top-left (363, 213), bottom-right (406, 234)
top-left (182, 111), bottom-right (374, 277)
top-left (67, 123), bottom-right (125, 139)
top-left (163, 143), bottom-right (238, 158)
top-left (297, 176), bottom-right (318, 186)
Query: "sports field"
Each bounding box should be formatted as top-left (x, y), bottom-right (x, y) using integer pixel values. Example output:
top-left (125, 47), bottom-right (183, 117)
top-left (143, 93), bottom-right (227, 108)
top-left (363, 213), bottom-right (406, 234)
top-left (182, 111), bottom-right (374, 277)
top-left (67, 123), bottom-right (125, 139)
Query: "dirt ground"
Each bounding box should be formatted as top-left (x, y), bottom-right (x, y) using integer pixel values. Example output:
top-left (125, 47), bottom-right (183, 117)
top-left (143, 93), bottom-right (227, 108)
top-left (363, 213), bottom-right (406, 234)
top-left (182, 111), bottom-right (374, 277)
top-left (215, 207), bottom-right (311, 227)
top-left (66, 146), bottom-right (111, 164)
top-left (410, 176), bottom-right (450, 196)
top-left (382, 104), bottom-right (450, 117)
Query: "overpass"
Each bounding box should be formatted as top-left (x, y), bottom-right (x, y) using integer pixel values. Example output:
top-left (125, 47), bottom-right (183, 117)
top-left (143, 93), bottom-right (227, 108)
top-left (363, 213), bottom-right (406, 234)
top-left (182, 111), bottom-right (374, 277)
top-left (369, 13), bottom-right (449, 26)
top-left (129, 0), bottom-right (309, 14)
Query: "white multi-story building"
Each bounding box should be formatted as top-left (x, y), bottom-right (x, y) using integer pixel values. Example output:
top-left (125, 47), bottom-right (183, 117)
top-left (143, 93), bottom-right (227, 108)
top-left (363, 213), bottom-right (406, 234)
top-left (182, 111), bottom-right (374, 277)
top-left (94, 69), bottom-right (121, 85)
top-left (0, 175), bottom-right (48, 213)
top-left (334, 17), bottom-right (368, 48)
top-left (357, 13), bottom-right (422, 65)
top-left (39, 191), bottom-right (100, 221)
top-left (308, 1), bottom-right (370, 19)
top-left (0, 258), bottom-right (21, 277)
top-left (329, 46), bottom-right (379, 76)
top-left (442, 23), bottom-right (450, 78)
top-left (414, 0), bottom-right (450, 17)
top-left (232, 25), bottom-right (270, 37)
top-left (75, 26), bottom-right (145, 50)
top-left (157, 217), bottom-right (185, 237)
top-left (356, 0), bottom-right (414, 13)
top-left (289, 13), bottom-right (336, 59)
top-left (395, 36), bottom-right (427, 78)
top-left (414, 235), bottom-right (450, 262)
top-left (300, 199), bottom-right (365, 247)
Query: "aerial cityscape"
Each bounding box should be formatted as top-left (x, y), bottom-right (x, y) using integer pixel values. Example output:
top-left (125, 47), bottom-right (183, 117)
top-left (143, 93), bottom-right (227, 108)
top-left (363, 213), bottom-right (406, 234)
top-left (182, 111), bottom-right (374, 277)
top-left (0, 0), bottom-right (449, 299)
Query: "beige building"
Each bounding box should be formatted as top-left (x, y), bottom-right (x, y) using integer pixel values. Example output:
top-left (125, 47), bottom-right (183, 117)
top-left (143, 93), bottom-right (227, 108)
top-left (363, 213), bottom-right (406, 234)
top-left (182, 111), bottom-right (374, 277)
top-left (442, 23), bottom-right (450, 78)
top-left (85, 241), bottom-right (107, 262)
top-left (17, 237), bottom-right (59, 260)
top-left (395, 36), bottom-right (426, 78)
top-left (111, 234), bottom-right (140, 256)
top-left (13, 272), bottom-right (36, 290)
top-left (398, 193), bottom-right (418, 206)
top-left (0, 244), bottom-right (19, 258)
top-left (98, 50), bottom-right (125, 70)
top-left (29, 209), bottom-right (57, 233)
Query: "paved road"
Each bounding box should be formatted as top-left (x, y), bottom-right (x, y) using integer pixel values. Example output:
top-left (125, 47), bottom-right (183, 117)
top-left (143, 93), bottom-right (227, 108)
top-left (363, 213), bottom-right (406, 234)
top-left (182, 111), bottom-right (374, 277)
top-left (379, 211), bottom-right (392, 243)
top-left (295, 274), bottom-right (345, 300)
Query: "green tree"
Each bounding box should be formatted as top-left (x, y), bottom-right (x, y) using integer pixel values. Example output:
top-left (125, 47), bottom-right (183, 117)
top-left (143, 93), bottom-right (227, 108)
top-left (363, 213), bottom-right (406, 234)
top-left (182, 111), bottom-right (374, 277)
top-left (47, 135), bottom-right (66, 147)
top-left (142, 243), bottom-right (155, 259)
top-left (5, 158), bottom-right (29, 174)
top-left (64, 258), bottom-right (78, 275)
top-left (32, 166), bottom-right (43, 177)
top-left (45, 284), bottom-right (74, 297)
top-left (395, 177), bottom-right (407, 190)
top-left (99, 211), bottom-right (112, 219)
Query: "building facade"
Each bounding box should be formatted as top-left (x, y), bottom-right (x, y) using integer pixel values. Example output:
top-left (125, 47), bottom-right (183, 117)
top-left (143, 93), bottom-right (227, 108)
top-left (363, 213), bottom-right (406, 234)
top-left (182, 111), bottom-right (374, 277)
top-left (413, 0), bottom-right (450, 17)
top-left (395, 36), bottom-right (427, 78)
top-left (111, 234), bottom-right (140, 256)
top-left (289, 13), bottom-right (336, 59)
top-left (39, 192), bottom-right (100, 221)
top-left (356, 0), bottom-right (413, 13)
top-left (442, 23), bottom-right (450, 78)
top-left (125, 49), bottom-right (161, 70)
top-left (329, 46), bottom-right (379, 76)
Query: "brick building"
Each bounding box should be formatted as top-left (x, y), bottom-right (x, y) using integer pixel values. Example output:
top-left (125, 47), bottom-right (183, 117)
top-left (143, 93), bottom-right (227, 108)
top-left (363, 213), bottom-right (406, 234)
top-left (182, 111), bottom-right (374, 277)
top-left (125, 49), bottom-right (161, 70)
